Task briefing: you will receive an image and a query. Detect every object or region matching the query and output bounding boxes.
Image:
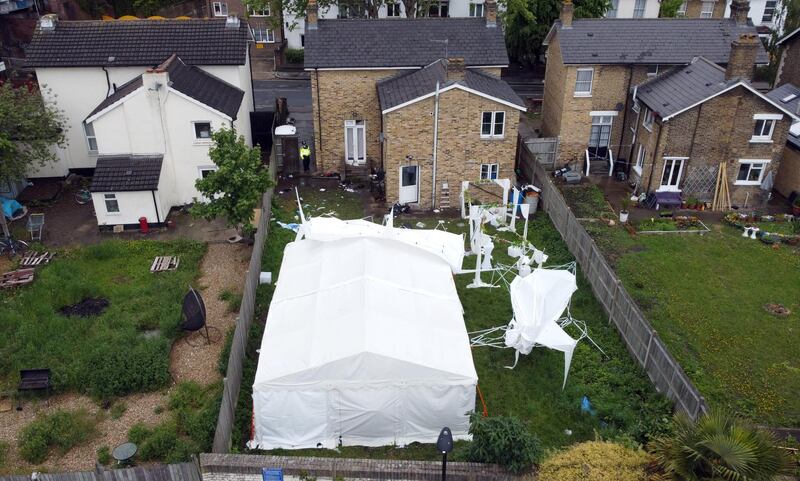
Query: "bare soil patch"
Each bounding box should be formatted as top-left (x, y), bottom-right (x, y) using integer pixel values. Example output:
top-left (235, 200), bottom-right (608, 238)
top-left (59, 297), bottom-right (110, 317)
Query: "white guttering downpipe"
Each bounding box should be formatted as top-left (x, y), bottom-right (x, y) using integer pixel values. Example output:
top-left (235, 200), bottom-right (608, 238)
top-left (431, 81), bottom-right (440, 209)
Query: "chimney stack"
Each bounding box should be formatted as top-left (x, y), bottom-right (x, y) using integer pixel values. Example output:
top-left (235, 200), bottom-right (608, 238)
top-left (729, 0), bottom-right (750, 25)
top-left (143, 55), bottom-right (175, 92)
top-left (485, 0), bottom-right (497, 27)
top-left (40, 14), bottom-right (58, 31)
top-left (560, 0), bottom-right (573, 28)
top-left (307, 0), bottom-right (318, 30)
top-left (726, 33), bottom-right (759, 81)
top-left (446, 57), bottom-right (466, 81)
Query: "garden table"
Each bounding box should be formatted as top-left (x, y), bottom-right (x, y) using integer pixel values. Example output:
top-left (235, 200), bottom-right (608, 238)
top-left (112, 442), bottom-right (138, 465)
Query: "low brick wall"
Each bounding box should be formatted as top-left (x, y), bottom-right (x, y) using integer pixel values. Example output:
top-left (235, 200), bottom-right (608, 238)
top-left (200, 453), bottom-right (519, 481)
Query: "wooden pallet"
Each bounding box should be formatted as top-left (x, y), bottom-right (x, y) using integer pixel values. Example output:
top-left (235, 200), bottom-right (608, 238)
top-left (0, 268), bottom-right (35, 289)
top-left (150, 256), bottom-right (180, 273)
top-left (20, 251), bottom-right (55, 267)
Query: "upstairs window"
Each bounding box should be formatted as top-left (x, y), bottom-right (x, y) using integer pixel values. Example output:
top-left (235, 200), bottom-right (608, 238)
top-left (633, 0), bottom-right (646, 17)
top-left (386, 2), bottom-right (401, 16)
top-left (83, 121), bottom-right (98, 153)
top-left (212, 1), bottom-right (228, 16)
top-left (642, 107), bottom-right (655, 131)
top-left (677, 0), bottom-right (687, 15)
top-left (252, 27), bottom-right (275, 43)
top-left (480, 163), bottom-right (499, 180)
top-left (426, 0), bottom-right (449, 17)
top-left (647, 64), bottom-right (659, 77)
top-left (751, 114), bottom-right (781, 142)
top-left (193, 121), bottom-right (212, 141)
top-left (700, 0), bottom-right (714, 17)
top-left (574, 68), bottom-right (593, 96)
top-left (248, 4), bottom-right (270, 16)
top-left (481, 111), bottom-right (505, 138)
top-left (607, 0), bottom-right (618, 17)
top-left (469, 2), bottom-right (484, 17)
top-left (762, 0), bottom-right (776, 22)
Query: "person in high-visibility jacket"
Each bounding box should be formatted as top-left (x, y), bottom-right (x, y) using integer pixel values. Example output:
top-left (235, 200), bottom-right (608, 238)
top-left (300, 142), bottom-right (311, 173)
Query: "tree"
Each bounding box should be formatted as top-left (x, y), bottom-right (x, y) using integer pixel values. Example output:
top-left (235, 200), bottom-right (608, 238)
top-left (190, 128), bottom-right (272, 235)
top-left (658, 0), bottom-right (684, 17)
top-left (501, 0), bottom-right (609, 65)
top-left (0, 82), bottom-right (66, 190)
top-left (649, 412), bottom-right (793, 481)
top-left (465, 414), bottom-right (541, 474)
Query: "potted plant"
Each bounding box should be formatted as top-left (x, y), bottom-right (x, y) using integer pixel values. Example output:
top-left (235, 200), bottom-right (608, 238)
top-left (792, 197), bottom-right (800, 217)
top-left (619, 198), bottom-right (630, 223)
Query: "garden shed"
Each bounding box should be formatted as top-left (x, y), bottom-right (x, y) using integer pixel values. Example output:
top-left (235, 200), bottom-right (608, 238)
top-left (251, 236), bottom-right (478, 449)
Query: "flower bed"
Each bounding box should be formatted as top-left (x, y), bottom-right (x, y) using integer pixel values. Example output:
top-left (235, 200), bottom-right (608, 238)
top-left (723, 213), bottom-right (800, 245)
top-left (636, 216), bottom-right (710, 234)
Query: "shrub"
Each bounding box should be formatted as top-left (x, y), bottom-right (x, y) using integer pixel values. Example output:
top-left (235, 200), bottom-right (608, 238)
top-left (83, 338), bottom-right (171, 399)
top-left (538, 441), bottom-right (650, 481)
top-left (465, 414), bottom-right (541, 473)
top-left (0, 441), bottom-right (8, 469)
top-left (649, 413), bottom-right (793, 481)
top-left (110, 402), bottom-right (127, 420)
top-left (97, 445), bottom-right (111, 465)
top-left (285, 48), bottom-right (304, 64)
top-left (19, 410), bottom-right (97, 463)
top-left (219, 289), bottom-right (242, 313)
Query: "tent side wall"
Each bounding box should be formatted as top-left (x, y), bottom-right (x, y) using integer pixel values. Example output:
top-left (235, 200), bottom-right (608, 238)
top-left (252, 382), bottom-right (476, 449)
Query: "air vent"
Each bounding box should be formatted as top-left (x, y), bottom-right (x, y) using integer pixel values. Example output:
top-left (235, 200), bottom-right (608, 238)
top-left (782, 93), bottom-right (798, 103)
top-left (125, 170), bottom-right (133, 176)
top-left (587, 32), bottom-right (594, 37)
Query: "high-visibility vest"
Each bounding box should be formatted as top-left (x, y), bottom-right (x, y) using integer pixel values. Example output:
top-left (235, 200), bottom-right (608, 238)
top-left (300, 147), bottom-right (311, 157)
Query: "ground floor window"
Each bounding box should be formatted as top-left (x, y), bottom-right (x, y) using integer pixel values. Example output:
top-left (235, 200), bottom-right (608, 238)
top-left (480, 163), bottom-right (499, 180)
top-left (104, 194), bottom-right (120, 213)
top-left (634, 144), bottom-right (646, 174)
top-left (735, 160), bottom-right (769, 185)
top-left (344, 120), bottom-right (366, 165)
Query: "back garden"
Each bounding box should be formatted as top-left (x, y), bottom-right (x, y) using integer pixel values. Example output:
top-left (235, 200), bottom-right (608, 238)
top-left (563, 184), bottom-right (800, 427)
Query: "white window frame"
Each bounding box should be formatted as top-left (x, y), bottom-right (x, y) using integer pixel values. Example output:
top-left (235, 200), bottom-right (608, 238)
top-left (762, 0), bottom-right (776, 23)
top-left (750, 113), bottom-right (782, 143)
top-left (632, 99), bottom-right (641, 113)
top-left (642, 107), bottom-right (654, 132)
top-left (607, 0), bottom-right (618, 17)
top-left (212, 1), bottom-right (228, 16)
top-left (700, 0), bottom-right (714, 18)
top-left (104, 193), bottom-right (120, 214)
top-left (735, 159), bottom-right (770, 185)
top-left (480, 111), bottom-right (505, 139)
top-left (344, 120), bottom-right (366, 164)
top-left (574, 68), bottom-right (593, 97)
top-left (248, 4), bottom-right (270, 15)
top-left (633, 0), bottom-right (646, 17)
top-left (386, 2), bottom-right (401, 16)
top-left (634, 144), bottom-right (646, 175)
top-left (469, 2), bottom-right (484, 17)
top-left (198, 166), bottom-right (218, 179)
top-left (192, 121), bottom-right (213, 142)
top-left (677, 0), bottom-right (687, 15)
top-left (252, 26), bottom-right (275, 43)
top-left (480, 163), bottom-right (499, 180)
top-left (83, 121), bottom-right (98, 154)
top-left (646, 64), bottom-right (659, 77)
top-left (658, 157), bottom-right (687, 192)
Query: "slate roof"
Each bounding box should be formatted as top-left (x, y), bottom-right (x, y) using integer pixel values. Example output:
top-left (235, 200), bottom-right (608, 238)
top-left (90, 155), bottom-right (164, 192)
top-left (86, 55), bottom-right (244, 121)
top-left (26, 19), bottom-right (249, 68)
top-left (304, 18), bottom-right (508, 69)
top-left (547, 18), bottom-right (768, 65)
top-left (764, 82), bottom-right (800, 116)
top-left (635, 57), bottom-right (737, 119)
top-left (377, 60), bottom-right (525, 111)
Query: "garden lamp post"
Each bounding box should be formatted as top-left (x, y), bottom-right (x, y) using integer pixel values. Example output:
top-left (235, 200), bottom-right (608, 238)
top-left (437, 427), bottom-right (454, 481)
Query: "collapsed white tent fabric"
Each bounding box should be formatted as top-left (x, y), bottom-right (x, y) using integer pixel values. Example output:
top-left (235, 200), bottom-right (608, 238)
top-left (299, 216), bottom-right (465, 272)
top-left (251, 236), bottom-right (477, 450)
top-left (505, 269), bottom-right (578, 388)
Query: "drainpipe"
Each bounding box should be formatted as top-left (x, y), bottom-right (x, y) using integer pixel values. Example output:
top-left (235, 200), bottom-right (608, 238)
top-left (644, 120), bottom-right (664, 194)
top-left (617, 65), bottom-right (634, 171)
top-left (627, 85), bottom-right (640, 170)
top-left (431, 81), bottom-right (440, 208)
top-left (151, 190), bottom-right (161, 224)
top-left (315, 68), bottom-right (323, 167)
top-left (101, 66), bottom-right (112, 96)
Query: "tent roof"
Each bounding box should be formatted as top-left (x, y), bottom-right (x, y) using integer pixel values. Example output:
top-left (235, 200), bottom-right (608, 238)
top-left (254, 237), bottom-right (477, 388)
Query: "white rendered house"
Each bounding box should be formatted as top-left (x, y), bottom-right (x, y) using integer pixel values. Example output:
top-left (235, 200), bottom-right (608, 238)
top-left (24, 14), bottom-right (253, 179)
top-left (84, 55), bottom-right (247, 228)
top-left (605, 0), bottom-right (660, 18)
top-left (724, 0), bottom-right (785, 35)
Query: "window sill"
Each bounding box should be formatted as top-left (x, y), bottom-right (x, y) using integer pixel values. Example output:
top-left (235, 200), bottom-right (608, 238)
top-left (749, 138), bottom-right (773, 144)
top-left (213, 13), bottom-right (227, 16)
top-left (633, 166), bottom-right (643, 176)
top-left (642, 124), bottom-right (653, 133)
top-left (105, 212), bottom-right (121, 216)
top-left (734, 180), bottom-right (763, 186)
top-left (256, 40), bottom-right (276, 44)
top-left (88, 151), bottom-right (99, 156)
top-left (193, 139), bottom-right (213, 145)
top-left (573, 93), bottom-right (592, 98)
top-left (480, 135), bottom-right (505, 140)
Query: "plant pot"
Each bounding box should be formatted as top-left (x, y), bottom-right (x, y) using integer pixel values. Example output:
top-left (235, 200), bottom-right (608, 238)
top-left (681, 201), bottom-right (687, 209)
top-left (619, 210), bottom-right (629, 223)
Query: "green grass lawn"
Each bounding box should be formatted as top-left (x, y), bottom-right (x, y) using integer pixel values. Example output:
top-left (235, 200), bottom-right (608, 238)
top-left (585, 222), bottom-right (800, 426)
top-left (232, 185), bottom-right (671, 458)
top-left (0, 239), bottom-right (206, 398)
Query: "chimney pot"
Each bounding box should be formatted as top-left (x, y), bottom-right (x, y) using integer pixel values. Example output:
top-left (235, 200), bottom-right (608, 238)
top-left (446, 57), bottom-right (466, 81)
top-left (485, 0), bottom-right (497, 27)
top-left (560, 0), bottom-right (573, 28)
top-left (725, 33), bottom-right (759, 81)
top-left (307, 0), bottom-right (319, 30)
top-left (730, 0), bottom-right (750, 25)
top-left (40, 14), bottom-right (58, 31)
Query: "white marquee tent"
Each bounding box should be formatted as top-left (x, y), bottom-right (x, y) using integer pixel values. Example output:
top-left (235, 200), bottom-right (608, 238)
top-left (250, 235), bottom-right (477, 450)
top-left (506, 269), bottom-right (578, 387)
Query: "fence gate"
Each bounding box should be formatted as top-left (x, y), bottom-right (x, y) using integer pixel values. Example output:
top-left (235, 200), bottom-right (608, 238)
top-left (525, 137), bottom-right (559, 169)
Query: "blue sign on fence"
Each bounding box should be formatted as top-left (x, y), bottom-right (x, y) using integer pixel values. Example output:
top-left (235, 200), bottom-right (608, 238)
top-left (261, 468), bottom-right (283, 481)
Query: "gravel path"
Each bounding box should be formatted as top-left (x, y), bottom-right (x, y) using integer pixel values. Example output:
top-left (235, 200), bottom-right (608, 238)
top-left (0, 243), bottom-right (251, 474)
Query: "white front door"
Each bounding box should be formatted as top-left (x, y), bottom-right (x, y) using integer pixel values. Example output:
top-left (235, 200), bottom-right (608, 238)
top-left (344, 120), bottom-right (366, 166)
top-left (399, 165), bottom-right (419, 204)
top-left (658, 158), bottom-right (685, 192)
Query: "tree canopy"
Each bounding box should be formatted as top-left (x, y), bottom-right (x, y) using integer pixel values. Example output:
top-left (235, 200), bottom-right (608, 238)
top-left (190, 127), bottom-right (273, 235)
top-left (0, 82), bottom-right (66, 186)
